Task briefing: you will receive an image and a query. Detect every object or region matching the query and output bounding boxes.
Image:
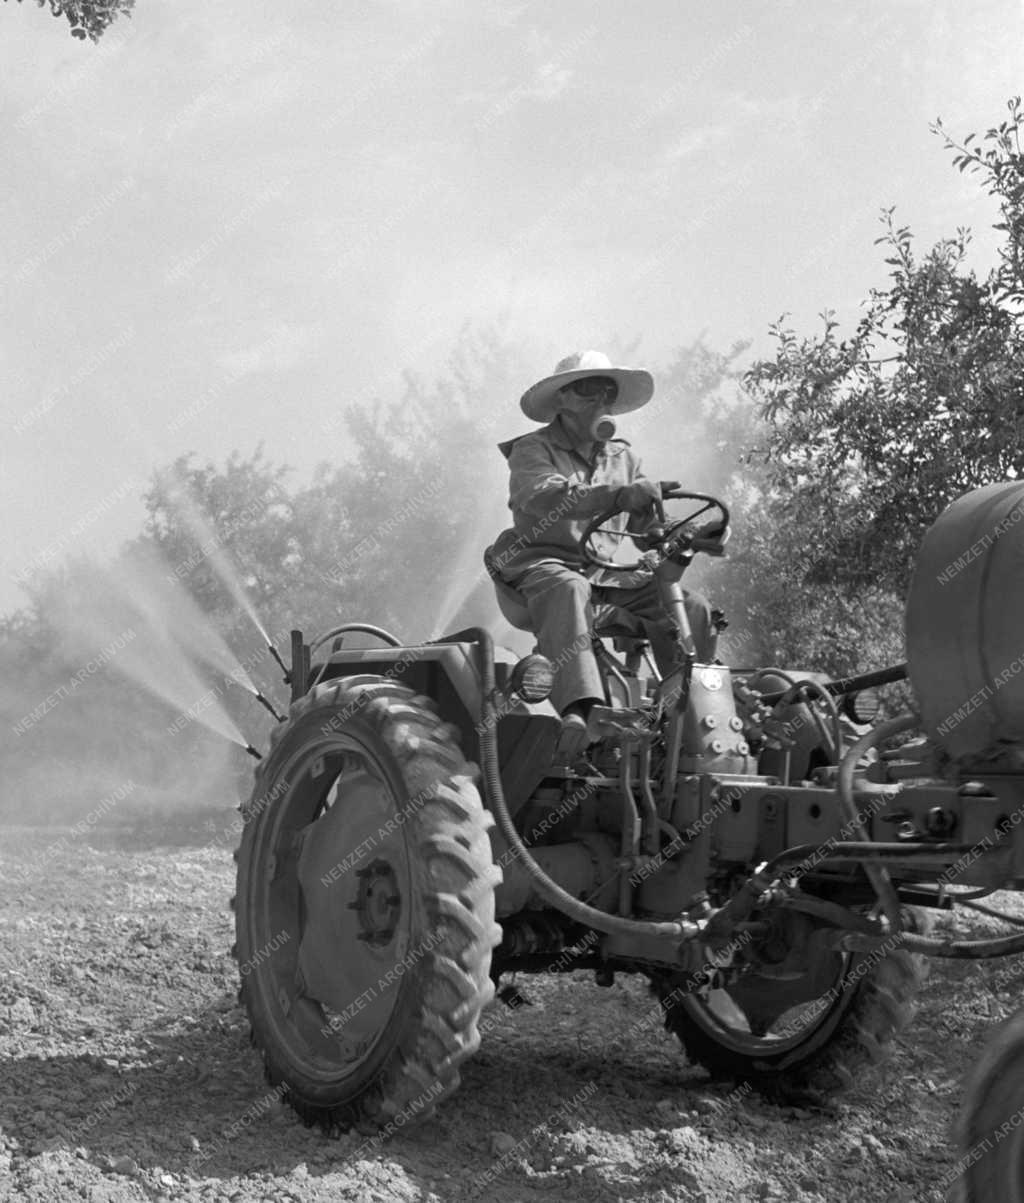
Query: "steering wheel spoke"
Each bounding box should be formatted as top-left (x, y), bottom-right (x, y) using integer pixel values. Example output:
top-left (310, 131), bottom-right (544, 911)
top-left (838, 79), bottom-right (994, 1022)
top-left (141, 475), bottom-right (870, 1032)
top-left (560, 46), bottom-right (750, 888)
top-left (675, 501), bottom-right (714, 525)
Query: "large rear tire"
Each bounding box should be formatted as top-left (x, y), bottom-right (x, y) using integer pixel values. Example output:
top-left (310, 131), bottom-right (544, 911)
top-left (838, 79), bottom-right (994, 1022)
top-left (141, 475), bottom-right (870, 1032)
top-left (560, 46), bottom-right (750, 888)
top-left (234, 676), bottom-right (502, 1131)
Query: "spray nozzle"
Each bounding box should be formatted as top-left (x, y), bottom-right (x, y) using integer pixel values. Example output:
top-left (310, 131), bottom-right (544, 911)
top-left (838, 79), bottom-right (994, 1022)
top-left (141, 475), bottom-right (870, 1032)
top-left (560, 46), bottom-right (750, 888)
top-left (245, 744), bottom-right (262, 760)
top-left (254, 692), bottom-right (287, 723)
top-left (224, 674), bottom-right (286, 722)
top-left (267, 642), bottom-right (291, 685)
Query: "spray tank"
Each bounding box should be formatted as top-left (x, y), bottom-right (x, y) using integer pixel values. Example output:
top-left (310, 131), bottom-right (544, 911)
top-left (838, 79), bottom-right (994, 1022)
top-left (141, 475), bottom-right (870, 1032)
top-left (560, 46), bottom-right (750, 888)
top-left (906, 480), bottom-right (1024, 763)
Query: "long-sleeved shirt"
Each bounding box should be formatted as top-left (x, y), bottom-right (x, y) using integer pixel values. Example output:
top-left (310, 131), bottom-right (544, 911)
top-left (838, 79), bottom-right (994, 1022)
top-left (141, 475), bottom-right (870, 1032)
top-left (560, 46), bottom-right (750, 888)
top-left (487, 415), bottom-right (650, 586)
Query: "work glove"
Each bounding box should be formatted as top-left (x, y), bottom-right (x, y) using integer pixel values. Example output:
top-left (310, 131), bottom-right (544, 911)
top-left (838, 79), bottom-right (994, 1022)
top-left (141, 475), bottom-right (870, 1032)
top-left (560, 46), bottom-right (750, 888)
top-left (615, 479), bottom-right (661, 513)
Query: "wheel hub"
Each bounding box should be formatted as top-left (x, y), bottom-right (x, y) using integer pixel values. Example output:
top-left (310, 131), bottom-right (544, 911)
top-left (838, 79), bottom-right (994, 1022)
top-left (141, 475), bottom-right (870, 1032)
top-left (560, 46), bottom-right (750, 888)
top-left (353, 860), bottom-right (402, 946)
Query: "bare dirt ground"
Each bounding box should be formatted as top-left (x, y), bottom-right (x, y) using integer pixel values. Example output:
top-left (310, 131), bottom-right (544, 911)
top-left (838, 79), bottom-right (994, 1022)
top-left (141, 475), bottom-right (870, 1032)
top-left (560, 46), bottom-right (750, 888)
top-left (1, 821), bottom-right (1019, 1203)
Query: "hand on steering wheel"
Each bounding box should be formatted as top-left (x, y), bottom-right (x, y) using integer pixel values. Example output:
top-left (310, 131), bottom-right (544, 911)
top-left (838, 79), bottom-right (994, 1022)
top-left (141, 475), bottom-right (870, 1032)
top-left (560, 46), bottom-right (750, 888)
top-left (580, 486), bottom-right (731, 572)
top-left (615, 479), bottom-right (662, 514)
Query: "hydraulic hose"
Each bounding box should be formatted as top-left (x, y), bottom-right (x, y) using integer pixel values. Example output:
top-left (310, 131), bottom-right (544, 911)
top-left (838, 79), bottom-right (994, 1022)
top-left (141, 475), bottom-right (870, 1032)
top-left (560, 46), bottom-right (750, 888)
top-left (465, 626), bottom-right (694, 940)
top-left (776, 677), bottom-right (844, 768)
top-left (756, 661), bottom-right (909, 707)
top-left (956, 898), bottom-right (1024, 928)
top-left (762, 841), bottom-right (979, 872)
top-left (912, 885), bottom-right (999, 902)
top-left (309, 623), bottom-right (403, 656)
top-left (846, 928), bottom-right (1024, 960)
top-left (308, 623), bottom-right (406, 690)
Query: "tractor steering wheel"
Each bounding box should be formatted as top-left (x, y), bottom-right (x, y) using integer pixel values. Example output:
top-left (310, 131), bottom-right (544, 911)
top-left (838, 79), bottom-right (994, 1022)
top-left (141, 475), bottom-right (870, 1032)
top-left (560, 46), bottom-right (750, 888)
top-left (580, 487), bottom-right (731, 572)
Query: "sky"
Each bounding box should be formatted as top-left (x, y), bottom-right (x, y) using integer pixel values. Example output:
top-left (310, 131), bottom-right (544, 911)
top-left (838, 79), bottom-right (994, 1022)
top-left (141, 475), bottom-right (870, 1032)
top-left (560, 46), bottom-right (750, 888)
top-left (1, 0), bottom-right (1022, 619)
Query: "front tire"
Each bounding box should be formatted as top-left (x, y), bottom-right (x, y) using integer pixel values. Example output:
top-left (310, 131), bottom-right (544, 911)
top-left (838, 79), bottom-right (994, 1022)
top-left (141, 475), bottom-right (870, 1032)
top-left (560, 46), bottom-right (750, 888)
top-left (649, 914), bottom-right (928, 1097)
top-left (234, 676), bottom-right (502, 1131)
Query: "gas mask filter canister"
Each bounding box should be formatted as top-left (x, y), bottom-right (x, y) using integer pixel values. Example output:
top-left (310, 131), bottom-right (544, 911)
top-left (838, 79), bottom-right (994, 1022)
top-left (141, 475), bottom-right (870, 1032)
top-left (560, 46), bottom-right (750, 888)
top-left (590, 413), bottom-right (616, 442)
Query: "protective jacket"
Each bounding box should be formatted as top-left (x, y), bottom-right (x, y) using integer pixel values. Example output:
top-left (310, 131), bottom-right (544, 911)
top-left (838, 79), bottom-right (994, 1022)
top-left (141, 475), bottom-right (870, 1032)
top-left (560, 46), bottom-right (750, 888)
top-left (488, 415), bottom-right (650, 587)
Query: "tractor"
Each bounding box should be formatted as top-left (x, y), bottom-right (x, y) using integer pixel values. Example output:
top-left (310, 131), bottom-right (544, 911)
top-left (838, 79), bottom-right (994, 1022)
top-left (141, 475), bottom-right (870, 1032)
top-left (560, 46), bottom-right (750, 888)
top-left (233, 481), bottom-right (1024, 1200)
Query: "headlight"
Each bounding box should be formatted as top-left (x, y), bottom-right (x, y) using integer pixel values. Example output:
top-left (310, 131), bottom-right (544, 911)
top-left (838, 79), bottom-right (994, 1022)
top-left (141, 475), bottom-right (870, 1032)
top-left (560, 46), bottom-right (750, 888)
top-left (508, 653), bottom-right (555, 703)
top-left (843, 688), bottom-right (880, 725)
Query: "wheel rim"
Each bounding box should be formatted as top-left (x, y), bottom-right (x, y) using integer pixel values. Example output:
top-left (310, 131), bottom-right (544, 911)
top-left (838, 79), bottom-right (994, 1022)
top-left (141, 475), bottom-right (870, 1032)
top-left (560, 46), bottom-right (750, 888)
top-left (248, 731), bottom-right (415, 1085)
top-left (674, 950), bottom-right (856, 1059)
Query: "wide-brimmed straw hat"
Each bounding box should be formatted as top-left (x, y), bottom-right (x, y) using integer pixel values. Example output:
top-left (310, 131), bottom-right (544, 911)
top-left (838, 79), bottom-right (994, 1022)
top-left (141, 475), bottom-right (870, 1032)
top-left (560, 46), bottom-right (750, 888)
top-left (519, 349), bottom-right (654, 423)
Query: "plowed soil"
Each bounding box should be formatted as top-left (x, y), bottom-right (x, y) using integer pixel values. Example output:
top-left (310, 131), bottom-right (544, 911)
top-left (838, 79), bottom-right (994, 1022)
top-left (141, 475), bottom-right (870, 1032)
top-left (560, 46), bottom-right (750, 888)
top-left (1, 821), bottom-right (1019, 1203)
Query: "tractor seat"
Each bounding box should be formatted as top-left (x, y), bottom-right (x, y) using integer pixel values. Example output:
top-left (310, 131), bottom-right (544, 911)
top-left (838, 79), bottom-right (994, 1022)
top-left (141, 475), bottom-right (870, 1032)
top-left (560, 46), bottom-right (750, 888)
top-left (484, 546), bottom-right (643, 643)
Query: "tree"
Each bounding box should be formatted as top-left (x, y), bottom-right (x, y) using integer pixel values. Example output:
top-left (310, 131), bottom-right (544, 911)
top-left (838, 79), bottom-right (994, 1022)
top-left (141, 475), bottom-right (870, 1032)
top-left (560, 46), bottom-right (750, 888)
top-left (730, 98), bottom-right (1024, 680)
top-left (3, 0), bottom-right (133, 41)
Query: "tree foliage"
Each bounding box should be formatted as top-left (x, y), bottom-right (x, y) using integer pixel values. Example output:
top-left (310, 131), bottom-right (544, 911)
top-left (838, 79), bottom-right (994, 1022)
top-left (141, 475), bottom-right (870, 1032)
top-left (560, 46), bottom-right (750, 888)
top-left (4, 0), bottom-right (133, 41)
top-left (742, 98), bottom-right (1024, 609)
top-left (936, 96), bottom-right (1024, 305)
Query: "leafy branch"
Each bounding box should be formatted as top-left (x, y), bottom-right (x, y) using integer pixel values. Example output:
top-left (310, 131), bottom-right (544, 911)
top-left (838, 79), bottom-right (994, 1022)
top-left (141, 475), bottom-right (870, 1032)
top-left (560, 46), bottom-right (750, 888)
top-left (3, 0), bottom-right (134, 41)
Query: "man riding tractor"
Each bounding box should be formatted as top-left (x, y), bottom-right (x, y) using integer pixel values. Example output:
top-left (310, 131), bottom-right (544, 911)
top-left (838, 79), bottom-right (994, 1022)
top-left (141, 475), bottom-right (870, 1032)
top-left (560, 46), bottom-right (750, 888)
top-left (485, 349), bottom-right (720, 759)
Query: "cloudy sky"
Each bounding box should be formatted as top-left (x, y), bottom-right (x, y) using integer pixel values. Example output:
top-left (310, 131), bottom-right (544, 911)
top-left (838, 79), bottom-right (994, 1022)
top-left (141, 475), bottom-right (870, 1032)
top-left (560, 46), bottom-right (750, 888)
top-left (1, 0), bottom-right (1020, 617)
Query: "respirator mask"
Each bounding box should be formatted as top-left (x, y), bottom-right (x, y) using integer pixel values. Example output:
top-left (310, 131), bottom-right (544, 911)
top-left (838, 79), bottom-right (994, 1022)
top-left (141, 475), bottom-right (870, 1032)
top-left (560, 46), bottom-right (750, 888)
top-left (559, 376), bottom-right (619, 443)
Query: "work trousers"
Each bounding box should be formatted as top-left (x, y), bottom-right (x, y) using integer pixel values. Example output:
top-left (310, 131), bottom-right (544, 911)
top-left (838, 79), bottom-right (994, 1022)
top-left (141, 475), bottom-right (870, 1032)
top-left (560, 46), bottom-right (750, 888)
top-left (509, 562), bottom-right (717, 714)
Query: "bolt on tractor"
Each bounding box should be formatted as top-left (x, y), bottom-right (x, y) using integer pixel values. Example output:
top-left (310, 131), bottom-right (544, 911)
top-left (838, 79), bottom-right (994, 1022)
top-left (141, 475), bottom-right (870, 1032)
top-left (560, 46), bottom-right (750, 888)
top-left (234, 482), bottom-right (1024, 1198)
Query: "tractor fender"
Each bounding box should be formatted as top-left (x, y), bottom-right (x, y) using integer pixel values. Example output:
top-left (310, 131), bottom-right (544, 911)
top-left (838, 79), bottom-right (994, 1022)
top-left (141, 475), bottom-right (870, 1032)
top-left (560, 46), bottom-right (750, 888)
top-left (313, 642), bottom-right (560, 803)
